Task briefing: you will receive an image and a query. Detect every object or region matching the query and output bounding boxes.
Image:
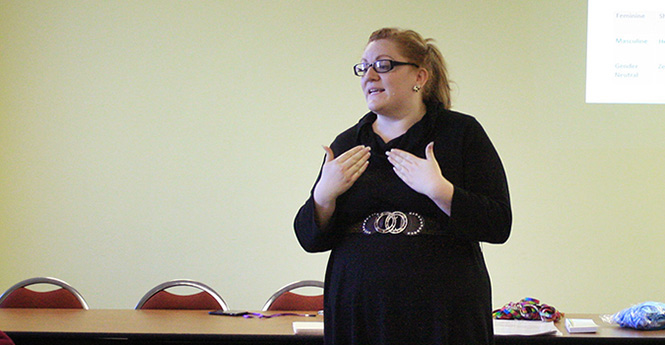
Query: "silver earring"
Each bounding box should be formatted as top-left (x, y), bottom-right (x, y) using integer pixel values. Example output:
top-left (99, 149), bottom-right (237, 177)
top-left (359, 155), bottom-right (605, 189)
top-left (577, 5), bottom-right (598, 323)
top-left (413, 85), bottom-right (421, 92)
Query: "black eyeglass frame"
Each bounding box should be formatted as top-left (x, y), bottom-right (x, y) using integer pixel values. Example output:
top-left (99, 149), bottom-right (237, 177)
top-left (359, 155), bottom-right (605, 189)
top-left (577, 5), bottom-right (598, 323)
top-left (353, 59), bottom-right (420, 77)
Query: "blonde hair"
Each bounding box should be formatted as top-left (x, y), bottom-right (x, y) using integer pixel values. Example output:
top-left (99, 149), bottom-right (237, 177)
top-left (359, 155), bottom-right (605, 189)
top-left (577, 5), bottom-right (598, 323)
top-left (368, 28), bottom-right (452, 109)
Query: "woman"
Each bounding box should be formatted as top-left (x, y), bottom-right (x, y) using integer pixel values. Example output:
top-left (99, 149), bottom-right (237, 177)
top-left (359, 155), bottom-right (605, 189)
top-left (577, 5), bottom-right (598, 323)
top-left (294, 28), bottom-right (511, 345)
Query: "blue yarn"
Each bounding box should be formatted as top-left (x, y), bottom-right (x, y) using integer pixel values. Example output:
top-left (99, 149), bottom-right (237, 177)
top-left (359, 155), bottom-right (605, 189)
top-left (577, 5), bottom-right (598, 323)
top-left (613, 302), bottom-right (665, 330)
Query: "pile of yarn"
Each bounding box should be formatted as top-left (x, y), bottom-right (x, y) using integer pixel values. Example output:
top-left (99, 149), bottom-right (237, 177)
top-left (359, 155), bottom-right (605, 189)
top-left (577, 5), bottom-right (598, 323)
top-left (610, 301), bottom-right (665, 330)
top-left (493, 297), bottom-right (564, 322)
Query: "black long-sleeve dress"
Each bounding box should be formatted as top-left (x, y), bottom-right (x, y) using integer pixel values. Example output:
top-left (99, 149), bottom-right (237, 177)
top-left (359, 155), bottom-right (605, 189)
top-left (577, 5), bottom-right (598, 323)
top-left (294, 101), bottom-right (511, 345)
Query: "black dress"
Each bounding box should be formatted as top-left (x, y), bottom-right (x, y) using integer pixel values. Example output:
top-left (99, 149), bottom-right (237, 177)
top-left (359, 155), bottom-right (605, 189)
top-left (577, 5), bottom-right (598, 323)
top-left (294, 102), bottom-right (511, 345)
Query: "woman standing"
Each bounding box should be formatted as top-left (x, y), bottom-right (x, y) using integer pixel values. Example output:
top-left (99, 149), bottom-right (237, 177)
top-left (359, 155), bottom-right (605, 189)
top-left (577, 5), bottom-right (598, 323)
top-left (294, 28), bottom-right (511, 344)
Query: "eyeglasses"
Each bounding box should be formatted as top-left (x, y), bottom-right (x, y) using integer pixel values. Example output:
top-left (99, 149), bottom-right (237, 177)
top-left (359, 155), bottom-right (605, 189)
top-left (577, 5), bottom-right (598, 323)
top-left (353, 59), bottom-right (419, 77)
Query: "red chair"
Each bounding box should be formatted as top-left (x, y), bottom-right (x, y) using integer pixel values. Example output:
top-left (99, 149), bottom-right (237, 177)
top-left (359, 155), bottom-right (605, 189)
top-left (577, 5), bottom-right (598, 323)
top-left (135, 279), bottom-right (229, 310)
top-left (262, 280), bottom-right (324, 311)
top-left (0, 277), bottom-right (89, 309)
top-left (0, 330), bottom-right (15, 345)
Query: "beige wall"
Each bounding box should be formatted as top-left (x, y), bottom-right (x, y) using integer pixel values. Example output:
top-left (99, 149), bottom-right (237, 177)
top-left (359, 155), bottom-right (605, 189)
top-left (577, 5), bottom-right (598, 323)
top-left (2, 0), bottom-right (664, 313)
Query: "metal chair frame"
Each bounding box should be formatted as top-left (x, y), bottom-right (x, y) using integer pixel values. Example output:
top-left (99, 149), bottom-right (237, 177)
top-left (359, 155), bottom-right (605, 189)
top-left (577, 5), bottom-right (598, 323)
top-left (135, 279), bottom-right (229, 310)
top-left (0, 277), bottom-right (89, 309)
top-left (261, 280), bottom-right (324, 311)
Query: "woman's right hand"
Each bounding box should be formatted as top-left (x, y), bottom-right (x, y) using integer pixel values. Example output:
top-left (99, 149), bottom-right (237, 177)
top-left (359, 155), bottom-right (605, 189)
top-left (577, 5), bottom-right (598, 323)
top-left (313, 145), bottom-right (371, 227)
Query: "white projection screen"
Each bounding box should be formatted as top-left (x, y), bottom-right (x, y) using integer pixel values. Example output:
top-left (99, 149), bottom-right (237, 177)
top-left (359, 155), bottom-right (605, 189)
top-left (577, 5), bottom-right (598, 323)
top-left (586, 0), bottom-right (665, 104)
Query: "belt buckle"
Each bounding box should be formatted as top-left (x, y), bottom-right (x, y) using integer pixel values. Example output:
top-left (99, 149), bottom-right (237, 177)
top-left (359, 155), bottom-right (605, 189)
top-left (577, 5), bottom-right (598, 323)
top-left (362, 211), bottom-right (424, 236)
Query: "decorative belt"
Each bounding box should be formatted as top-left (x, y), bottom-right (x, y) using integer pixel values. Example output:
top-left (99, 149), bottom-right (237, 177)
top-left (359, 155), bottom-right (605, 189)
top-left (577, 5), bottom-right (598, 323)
top-left (346, 211), bottom-right (439, 236)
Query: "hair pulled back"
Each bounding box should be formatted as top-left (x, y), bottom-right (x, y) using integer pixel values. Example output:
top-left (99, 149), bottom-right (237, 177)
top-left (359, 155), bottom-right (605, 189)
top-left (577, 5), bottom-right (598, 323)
top-left (368, 28), bottom-right (452, 109)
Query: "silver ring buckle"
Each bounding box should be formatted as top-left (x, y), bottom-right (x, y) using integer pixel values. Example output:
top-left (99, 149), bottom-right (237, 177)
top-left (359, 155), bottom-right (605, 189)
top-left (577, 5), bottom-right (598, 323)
top-left (362, 211), bottom-right (424, 236)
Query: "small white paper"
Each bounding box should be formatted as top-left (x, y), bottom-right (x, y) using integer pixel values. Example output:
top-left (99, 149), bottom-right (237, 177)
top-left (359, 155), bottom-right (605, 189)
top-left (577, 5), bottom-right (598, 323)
top-left (293, 321), bottom-right (324, 335)
top-left (493, 320), bottom-right (560, 336)
top-left (565, 318), bottom-right (598, 333)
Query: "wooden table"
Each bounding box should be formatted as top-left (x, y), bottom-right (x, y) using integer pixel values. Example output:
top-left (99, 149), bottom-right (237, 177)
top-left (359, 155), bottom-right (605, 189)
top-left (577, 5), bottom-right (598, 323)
top-left (496, 314), bottom-right (665, 344)
top-left (0, 309), bottom-right (320, 344)
top-left (2, 309), bottom-right (665, 344)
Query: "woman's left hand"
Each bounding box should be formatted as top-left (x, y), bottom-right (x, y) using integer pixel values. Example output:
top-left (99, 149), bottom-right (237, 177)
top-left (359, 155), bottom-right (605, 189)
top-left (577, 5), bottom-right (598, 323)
top-left (386, 142), bottom-right (454, 215)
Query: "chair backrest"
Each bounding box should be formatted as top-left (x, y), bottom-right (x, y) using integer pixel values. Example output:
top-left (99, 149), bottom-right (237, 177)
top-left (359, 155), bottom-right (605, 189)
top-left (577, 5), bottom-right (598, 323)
top-left (135, 279), bottom-right (229, 310)
top-left (0, 277), bottom-right (89, 309)
top-left (0, 330), bottom-right (15, 345)
top-left (262, 280), bottom-right (324, 311)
